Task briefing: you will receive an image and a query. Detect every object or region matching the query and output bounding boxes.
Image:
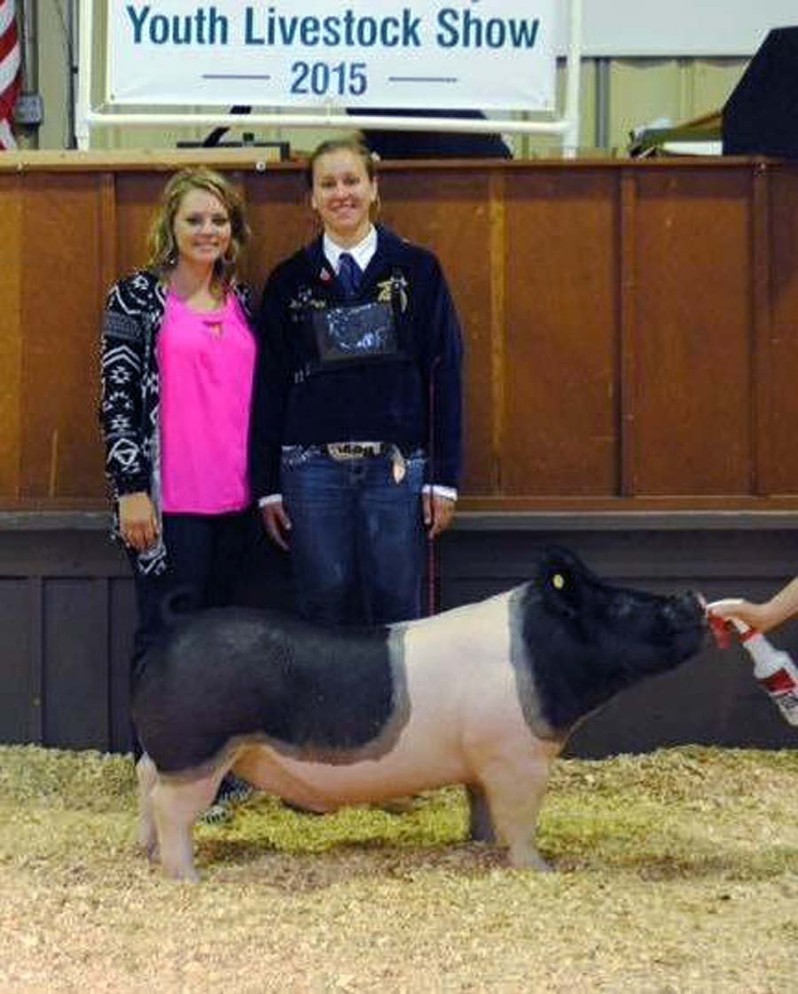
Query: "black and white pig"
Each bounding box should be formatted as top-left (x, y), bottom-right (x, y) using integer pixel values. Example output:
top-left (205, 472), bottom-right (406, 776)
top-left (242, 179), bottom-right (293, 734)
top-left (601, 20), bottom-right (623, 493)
top-left (132, 546), bottom-right (708, 881)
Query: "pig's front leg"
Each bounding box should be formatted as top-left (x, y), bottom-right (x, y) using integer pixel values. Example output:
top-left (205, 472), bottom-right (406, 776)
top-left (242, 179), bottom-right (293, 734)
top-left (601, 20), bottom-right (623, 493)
top-left (479, 755), bottom-right (554, 871)
top-left (153, 773), bottom-right (220, 882)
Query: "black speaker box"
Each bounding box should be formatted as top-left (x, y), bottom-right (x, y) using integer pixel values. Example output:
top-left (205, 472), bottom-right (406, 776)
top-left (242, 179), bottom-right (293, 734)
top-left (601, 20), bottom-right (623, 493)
top-left (346, 109), bottom-right (512, 159)
top-left (723, 26), bottom-right (798, 157)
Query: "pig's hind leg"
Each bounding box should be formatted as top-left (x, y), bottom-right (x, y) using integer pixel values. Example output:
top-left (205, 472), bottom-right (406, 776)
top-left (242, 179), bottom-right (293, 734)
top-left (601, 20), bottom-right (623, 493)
top-left (136, 754), bottom-right (159, 861)
top-left (153, 771), bottom-right (221, 882)
top-left (466, 784), bottom-right (497, 843)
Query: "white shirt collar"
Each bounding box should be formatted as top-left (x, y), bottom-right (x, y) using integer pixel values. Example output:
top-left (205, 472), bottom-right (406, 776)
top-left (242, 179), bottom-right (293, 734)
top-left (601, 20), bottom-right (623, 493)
top-left (324, 226), bottom-right (377, 273)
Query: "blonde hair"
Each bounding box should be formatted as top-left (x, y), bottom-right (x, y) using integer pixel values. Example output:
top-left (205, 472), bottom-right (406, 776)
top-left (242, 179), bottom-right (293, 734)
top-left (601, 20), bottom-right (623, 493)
top-left (147, 167), bottom-right (251, 292)
top-left (305, 135), bottom-right (377, 189)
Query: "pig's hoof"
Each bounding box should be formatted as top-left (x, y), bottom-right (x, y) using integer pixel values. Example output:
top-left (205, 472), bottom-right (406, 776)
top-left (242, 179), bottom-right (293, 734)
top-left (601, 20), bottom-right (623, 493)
top-left (164, 866), bottom-right (200, 883)
top-left (509, 850), bottom-right (552, 872)
top-left (136, 832), bottom-right (160, 863)
top-left (468, 820), bottom-right (496, 844)
top-left (142, 842), bottom-right (160, 864)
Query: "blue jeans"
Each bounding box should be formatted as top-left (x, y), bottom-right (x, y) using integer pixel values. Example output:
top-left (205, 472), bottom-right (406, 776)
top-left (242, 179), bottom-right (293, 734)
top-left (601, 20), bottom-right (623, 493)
top-left (281, 447), bottom-right (427, 626)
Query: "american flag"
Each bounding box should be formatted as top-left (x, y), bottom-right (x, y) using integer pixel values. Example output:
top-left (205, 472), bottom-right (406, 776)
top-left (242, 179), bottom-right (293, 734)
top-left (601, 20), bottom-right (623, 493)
top-left (0, 0), bottom-right (20, 150)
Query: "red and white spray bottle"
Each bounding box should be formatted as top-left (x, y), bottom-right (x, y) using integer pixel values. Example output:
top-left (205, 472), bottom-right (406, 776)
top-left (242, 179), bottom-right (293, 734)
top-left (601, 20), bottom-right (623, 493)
top-left (709, 598), bottom-right (798, 726)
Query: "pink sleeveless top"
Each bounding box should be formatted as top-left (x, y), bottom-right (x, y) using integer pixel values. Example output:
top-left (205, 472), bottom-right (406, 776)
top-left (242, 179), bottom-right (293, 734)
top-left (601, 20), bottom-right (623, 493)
top-left (158, 291), bottom-right (256, 514)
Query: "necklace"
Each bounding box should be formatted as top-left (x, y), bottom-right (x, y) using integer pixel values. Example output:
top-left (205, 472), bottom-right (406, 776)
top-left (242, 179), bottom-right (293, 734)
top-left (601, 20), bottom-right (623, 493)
top-left (202, 316), bottom-right (224, 338)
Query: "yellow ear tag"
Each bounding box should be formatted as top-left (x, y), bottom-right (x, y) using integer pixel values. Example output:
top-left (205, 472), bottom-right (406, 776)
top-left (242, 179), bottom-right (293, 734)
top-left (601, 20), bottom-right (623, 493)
top-left (552, 574), bottom-right (565, 590)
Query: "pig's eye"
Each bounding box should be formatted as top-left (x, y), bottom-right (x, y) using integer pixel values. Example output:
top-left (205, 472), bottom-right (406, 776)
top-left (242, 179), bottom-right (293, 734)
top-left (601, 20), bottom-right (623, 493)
top-left (552, 574), bottom-right (565, 590)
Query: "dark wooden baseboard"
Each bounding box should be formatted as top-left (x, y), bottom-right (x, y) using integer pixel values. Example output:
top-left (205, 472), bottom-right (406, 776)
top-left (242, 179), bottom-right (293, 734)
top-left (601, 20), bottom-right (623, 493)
top-left (1, 511), bottom-right (796, 757)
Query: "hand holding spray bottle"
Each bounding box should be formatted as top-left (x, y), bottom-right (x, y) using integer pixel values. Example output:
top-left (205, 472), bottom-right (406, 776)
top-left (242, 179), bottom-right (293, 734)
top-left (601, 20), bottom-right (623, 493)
top-left (709, 598), bottom-right (798, 726)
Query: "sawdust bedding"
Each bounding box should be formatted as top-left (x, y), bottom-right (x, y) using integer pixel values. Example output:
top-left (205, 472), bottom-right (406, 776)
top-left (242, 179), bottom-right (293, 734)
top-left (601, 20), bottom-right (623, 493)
top-left (1, 744), bottom-right (797, 993)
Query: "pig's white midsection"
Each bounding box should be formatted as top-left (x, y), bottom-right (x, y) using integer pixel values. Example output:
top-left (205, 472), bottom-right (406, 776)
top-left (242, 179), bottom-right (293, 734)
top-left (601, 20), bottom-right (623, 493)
top-left (233, 592), bottom-right (541, 807)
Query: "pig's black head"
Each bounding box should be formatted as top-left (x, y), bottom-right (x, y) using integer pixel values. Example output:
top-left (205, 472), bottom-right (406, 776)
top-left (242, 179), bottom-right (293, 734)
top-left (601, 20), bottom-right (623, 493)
top-left (518, 546), bottom-right (707, 733)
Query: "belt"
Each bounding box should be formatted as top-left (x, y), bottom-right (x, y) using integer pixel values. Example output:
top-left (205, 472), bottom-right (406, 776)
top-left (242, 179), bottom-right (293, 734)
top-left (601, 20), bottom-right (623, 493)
top-left (326, 441), bottom-right (408, 483)
top-left (326, 442), bottom-right (385, 460)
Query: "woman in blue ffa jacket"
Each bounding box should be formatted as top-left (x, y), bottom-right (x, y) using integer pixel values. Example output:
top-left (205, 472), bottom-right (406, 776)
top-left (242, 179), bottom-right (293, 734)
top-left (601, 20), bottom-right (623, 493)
top-left (252, 136), bottom-right (464, 626)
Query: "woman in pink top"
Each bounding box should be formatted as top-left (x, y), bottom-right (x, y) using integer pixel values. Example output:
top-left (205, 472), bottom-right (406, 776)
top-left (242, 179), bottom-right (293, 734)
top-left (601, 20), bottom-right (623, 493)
top-left (101, 167), bottom-right (260, 819)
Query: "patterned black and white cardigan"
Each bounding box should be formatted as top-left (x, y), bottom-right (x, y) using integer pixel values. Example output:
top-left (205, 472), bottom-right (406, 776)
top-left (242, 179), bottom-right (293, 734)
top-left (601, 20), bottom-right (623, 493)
top-left (100, 269), bottom-right (252, 575)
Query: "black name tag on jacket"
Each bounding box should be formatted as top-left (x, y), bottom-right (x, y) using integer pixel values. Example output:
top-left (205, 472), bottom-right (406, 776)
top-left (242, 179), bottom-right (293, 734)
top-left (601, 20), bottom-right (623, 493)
top-left (312, 302), bottom-right (397, 364)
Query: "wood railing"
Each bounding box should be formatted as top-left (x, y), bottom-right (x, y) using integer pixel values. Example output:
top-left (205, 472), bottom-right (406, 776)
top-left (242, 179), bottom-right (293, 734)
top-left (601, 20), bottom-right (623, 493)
top-left (3, 150), bottom-right (798, 512)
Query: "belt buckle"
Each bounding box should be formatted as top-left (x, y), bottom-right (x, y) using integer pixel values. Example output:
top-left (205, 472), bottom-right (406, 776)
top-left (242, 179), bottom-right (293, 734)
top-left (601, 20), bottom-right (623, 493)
top-left (327, 442), bottom-right (363, 460)
top-left (327, 442), bottom-right (385, 460)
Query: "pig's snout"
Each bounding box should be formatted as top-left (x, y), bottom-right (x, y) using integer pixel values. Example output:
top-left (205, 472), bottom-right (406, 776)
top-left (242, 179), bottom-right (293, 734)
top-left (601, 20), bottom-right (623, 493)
top-left (662, 591), bottom-right (709, 640)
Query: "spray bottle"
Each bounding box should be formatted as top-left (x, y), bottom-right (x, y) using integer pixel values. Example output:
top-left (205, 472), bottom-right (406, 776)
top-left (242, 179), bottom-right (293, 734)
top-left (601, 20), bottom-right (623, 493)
top-left (709, 598), bottom-right (798, 726)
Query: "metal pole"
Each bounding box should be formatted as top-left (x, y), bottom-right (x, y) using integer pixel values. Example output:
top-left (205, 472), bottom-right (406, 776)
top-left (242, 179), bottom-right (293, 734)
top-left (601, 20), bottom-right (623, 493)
top-left (561, 0), bottom-right (583, 156)
top-left (75, 0), bottom-right (92, 148)
top-left (17, 0), bottom-right (40, 147)
top-left (66, 0), bottom-right (78, 148)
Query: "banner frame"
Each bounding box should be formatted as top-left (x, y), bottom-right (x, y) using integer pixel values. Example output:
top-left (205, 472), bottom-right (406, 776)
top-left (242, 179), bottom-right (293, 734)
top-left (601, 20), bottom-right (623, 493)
top-left (76, 0), bottom-right (583, 152)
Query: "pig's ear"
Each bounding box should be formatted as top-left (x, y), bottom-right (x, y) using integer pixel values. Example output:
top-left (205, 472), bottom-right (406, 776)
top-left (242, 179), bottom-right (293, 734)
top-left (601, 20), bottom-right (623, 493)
top-left (537, 547), bottom-right (585, 619)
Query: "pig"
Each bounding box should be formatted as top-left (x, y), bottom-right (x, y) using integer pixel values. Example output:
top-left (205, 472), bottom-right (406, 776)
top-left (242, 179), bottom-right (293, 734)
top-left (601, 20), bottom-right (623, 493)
top-left (132, 546), bottom-right (708, 881)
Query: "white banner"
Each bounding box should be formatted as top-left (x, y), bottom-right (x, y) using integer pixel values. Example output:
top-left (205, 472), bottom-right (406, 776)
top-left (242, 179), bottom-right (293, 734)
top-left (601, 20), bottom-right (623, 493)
top-left (107, 1), bottom-right (557, 111)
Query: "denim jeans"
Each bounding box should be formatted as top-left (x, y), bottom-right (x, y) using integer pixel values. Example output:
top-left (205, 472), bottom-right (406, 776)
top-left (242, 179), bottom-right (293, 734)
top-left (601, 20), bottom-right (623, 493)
top-left (281, 447), bottom-right (427, 626)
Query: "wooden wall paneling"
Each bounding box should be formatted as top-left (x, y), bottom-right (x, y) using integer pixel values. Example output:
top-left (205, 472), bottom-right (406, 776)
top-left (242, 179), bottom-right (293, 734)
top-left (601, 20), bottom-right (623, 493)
top-left (487, 170), bottom-right (507, 495)
top-left (5, 514), bottom-right (798, 756)
top-left (108, 575), bottom-right (135, 753)
top-left (98, 172), bottom-right (119, 309)
top-left (5, 156), bottom-right (798, 513)
top-left (0, 174), bottom-right (22, 499)
top-left (18, 174), bottom-right (107, 502)
top-left (113, 171), bottom-right (322, 317)
top-left (500, 168), bottom-right (619, 497)
top-left (749, 163), bottom-right (770, 496)
top-left (441, 524), bottom-right (798, 753)
top-left (27, 576), bottom-right (44, 743)
top-left (630, 166), bottom-right (753, 495)
top-left (761, 163), bottom-right (798, 494)
top-left (243, 167), bottom-right (315, 285)
top-left (87, 172), bottom-right (121, 510)
top-left (379, 168), bottom-right (497, 494)
top-left (619, 168), bottom-right (638, 496)
top-left (43, 577), bottom-right (110, 750)
top-left (0, 579), bottom-right (36, 742)
top-left (243, 161), bottom-right (501, 493)
top-left (113, 173), bottom-right (169, 276)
